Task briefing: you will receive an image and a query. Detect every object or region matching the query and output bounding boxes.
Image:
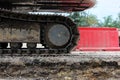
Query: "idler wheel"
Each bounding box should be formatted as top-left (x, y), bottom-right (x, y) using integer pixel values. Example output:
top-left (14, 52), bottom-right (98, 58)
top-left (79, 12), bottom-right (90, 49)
top-left (45, 24), bottom-right (71, 48)
top-left (10, 43), bottom-right (22, 49)
top-left (0, 43), bottom-right (8, 49)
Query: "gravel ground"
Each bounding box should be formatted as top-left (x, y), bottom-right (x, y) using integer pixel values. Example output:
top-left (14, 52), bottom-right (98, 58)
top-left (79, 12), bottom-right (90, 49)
top-left (0, 51), bottom-right (119, 80)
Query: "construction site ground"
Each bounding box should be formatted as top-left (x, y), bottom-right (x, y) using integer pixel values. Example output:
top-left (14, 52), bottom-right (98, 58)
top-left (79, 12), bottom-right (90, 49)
top-left (0, 51), bottom-right (120, 80)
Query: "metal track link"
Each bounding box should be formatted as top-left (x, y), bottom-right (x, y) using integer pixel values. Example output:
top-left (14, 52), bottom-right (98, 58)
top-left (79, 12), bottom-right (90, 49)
top-left (0, 49), bottom-right (69, 56)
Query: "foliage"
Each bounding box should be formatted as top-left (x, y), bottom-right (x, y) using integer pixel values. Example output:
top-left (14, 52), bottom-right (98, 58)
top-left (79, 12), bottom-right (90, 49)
top-left (69, 12), bottom-right (99, 27)
top-left (69, 12), bottom-right (120, 28)
top-left (98, 14), bottom-right (120, 28)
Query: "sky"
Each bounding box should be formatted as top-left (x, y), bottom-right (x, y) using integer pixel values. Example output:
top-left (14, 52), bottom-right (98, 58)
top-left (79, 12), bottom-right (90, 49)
top-left (86, 0), bottom-right (120, 20)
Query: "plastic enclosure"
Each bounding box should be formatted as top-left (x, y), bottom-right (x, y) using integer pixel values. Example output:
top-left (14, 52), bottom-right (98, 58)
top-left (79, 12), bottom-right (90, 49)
top-left (75, 27), bottom-right (120, 51)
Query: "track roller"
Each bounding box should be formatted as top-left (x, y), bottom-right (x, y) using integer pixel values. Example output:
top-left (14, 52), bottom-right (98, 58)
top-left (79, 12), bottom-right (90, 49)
top-left (0, 43), bottom-right (8, 49)
top-left (10, 43), bottom-right (22, 49)
top-left (27, 43), bottom-right (37, 49)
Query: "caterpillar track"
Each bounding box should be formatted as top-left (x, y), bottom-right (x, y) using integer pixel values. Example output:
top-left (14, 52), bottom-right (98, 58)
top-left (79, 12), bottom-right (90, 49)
top-left (0, 9), bottom-right (79, 55)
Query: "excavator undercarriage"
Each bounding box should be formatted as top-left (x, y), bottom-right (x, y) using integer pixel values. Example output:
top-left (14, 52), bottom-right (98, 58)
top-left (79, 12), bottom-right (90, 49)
top-left (0, 0), bottom-right (95, 55)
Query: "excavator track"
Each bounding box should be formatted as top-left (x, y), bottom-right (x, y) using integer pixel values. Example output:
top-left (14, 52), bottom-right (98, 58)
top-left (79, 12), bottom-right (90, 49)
top-left (0, 9), bottom-right (79, 56)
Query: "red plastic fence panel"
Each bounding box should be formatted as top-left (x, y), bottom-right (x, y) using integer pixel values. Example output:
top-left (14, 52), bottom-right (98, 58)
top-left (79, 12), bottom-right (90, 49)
top-left (75, 27), bottom-right (120, 51)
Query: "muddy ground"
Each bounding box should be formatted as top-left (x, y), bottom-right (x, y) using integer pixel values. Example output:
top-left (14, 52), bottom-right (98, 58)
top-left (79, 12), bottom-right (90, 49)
top-left (0, 61), bottom-right (120, 80)
top-left (0, 52), bottom-right (119, 80)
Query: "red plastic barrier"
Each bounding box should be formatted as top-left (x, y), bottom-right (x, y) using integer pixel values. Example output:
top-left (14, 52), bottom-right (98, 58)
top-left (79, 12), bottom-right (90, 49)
top-left (75, 27), bottom-right (120, 51)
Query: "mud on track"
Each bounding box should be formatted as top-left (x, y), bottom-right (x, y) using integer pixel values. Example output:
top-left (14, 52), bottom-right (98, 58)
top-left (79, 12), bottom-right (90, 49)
top-left (0, 52), bottom-right (120, 80)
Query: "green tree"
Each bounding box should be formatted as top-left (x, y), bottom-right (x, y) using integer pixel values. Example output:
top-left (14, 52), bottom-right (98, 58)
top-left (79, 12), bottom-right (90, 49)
top-left (69, 12), bottom-right (120, 28)
top-left (115, 13), bottom-right (120, 28)
top-left (98, 14), bottom-right (120, 28)
top-left (98, 16), bottom-right (113, 27)
top-left (85, 14), bottom-right (98, 26)
top-left (69, 12), bottom-right (87, 26)
top-left (69, 12), bottom-right (99, 27)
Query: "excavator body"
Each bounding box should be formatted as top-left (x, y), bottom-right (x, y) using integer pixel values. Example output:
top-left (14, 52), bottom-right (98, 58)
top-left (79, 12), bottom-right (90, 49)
top-left (0, 0), bottom-right (95, 11)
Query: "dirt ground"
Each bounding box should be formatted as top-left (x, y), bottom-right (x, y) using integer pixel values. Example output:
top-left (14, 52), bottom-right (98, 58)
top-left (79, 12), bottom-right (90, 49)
top-left (0, 57), bottom-right (119, 80)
